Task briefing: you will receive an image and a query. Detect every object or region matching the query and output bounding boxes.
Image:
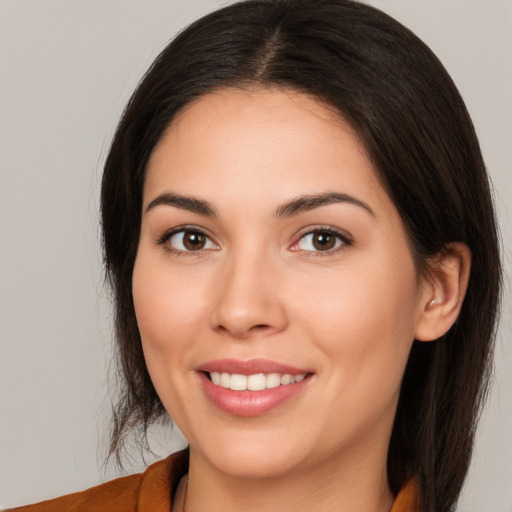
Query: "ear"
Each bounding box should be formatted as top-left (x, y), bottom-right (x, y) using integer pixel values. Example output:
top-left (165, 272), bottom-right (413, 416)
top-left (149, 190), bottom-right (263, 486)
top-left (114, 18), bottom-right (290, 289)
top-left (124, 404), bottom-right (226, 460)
top-left (414, 242), bottom-right (471, 342)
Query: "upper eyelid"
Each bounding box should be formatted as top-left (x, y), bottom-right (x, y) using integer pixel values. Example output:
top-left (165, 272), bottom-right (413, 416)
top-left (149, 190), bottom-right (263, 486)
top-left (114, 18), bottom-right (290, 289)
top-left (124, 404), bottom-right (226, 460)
top-left (158, 224), bottom-right (212, 238)
top-left (157, 227), bottom-right (220, 258)
top-left (288, 226), bottom-right (353, 256)
top-left (293, 225), bottom-right (353, 243)
top-left (156, 225), bottom-right (218, 247)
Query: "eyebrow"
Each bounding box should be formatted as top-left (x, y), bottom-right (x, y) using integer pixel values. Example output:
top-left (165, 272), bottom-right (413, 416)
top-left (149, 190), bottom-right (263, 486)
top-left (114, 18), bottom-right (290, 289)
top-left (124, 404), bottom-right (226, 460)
top-left (145, 191), bottom-right (375, 219)
top-left (275, 192), bottom-right (375, 218)
top-left (145, 193), bottom-right (217, 217)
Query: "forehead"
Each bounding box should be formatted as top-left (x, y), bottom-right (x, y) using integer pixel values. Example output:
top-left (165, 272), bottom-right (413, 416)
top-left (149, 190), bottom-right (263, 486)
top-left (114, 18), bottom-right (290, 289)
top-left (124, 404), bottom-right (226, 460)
top-left (144, 87), bottom-right (390, 219)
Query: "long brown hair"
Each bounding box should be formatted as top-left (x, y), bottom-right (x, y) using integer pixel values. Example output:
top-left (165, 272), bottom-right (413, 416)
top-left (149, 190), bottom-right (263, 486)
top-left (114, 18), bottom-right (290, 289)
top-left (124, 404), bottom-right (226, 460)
top-left (101, 1), bottom-right (501, 510)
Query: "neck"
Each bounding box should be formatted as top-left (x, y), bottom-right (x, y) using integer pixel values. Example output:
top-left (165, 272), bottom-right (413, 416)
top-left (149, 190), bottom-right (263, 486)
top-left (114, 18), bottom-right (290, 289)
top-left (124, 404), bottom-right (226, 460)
top-left (184, 445), bottom-right (394, 512)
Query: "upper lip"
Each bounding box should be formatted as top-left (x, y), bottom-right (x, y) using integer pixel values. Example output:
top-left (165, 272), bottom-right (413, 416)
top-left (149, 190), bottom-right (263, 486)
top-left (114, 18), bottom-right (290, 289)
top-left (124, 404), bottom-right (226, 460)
top-left (197, 358), bottom-right (311, 376)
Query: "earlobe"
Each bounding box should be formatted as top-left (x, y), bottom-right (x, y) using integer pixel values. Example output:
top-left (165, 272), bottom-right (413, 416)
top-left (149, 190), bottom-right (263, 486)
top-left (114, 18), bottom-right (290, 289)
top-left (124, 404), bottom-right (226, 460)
top-left (414, 242), bottom-right (471, 342)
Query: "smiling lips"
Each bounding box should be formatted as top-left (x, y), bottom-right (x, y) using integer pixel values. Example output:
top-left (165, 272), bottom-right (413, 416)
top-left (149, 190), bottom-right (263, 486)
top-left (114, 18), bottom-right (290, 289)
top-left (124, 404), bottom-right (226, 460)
top-left (198, 359), bottom-right (313, 417)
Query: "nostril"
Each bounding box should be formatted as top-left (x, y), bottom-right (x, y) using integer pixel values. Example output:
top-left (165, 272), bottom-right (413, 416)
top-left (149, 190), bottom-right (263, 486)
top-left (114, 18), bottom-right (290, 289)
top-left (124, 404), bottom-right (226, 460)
top-left (251, 324), bottom-right (271, 331)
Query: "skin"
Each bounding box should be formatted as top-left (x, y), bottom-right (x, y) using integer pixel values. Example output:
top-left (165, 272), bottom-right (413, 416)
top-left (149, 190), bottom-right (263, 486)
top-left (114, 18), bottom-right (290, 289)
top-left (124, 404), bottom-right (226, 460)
top-left (132, 88), bottom-right (469, 512)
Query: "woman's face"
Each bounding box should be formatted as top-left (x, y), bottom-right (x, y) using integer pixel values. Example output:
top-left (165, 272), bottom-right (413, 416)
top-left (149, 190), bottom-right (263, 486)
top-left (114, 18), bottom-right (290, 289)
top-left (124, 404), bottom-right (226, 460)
top-left (133, 88), bottom-right (430, 479)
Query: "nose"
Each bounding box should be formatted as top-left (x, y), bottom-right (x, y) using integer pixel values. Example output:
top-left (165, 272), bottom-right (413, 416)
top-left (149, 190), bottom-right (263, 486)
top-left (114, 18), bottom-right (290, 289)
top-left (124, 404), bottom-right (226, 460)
top-left (209, 250), bottom-right (288, 339)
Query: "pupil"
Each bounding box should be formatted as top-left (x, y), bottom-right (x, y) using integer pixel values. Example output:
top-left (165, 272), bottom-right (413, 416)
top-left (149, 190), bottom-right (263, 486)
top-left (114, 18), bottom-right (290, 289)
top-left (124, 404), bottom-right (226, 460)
top-left (313, 232), bottom-right (335, 251)
top-left (184, 231), bottom-right (205, 250)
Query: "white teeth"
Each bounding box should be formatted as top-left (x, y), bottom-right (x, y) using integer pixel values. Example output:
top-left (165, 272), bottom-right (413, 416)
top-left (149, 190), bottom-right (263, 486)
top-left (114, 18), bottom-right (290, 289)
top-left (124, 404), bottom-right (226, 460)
top-left (266, 373), bottom-right (281, 389)
top-left (280, 374), bottom-right (293, 385)
top-left (220, 372), bottom-right (230, 388)
top-left (209, 371), bottom-right (307, 390)
top-left (229, 374), bottom-right (247, 391)
top-left (247, 373), bottom-right (267, 391)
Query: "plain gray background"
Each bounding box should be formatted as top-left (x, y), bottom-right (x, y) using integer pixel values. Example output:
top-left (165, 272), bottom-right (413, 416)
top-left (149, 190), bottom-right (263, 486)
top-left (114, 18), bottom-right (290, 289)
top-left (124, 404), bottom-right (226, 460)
top-left (0, 0), bottom-right (510, 509)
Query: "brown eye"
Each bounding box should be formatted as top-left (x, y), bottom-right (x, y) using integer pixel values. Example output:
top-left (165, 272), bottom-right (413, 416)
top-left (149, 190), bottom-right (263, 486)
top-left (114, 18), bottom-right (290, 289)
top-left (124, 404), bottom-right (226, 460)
top-left (295, 229), bottom-right (347, 253)
top-left (167, 229), bottom-right (218, 252)
top-left (183, 231), bottom-right (206, 250)
top-left (312, 232), bottom-right (336, 251)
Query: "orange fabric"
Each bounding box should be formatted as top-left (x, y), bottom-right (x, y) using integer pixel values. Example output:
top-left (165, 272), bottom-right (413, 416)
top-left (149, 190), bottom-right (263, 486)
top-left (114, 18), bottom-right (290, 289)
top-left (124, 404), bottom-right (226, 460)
top-left (6, 450), bottom-right (188, 512)
top-left (390, 479), bottom-right (421, 511)
top-left (8, 450), bottom-right (420, 511)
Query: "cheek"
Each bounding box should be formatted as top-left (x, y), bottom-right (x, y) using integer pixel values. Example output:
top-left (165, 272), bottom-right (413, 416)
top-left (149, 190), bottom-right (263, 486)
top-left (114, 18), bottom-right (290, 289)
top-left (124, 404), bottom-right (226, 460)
top-left (296, 253), bottom-right (420, 386)
top-left (132, 251), bottom-right (207, 366)
top-left (131, 251), bottom-right (214, 424)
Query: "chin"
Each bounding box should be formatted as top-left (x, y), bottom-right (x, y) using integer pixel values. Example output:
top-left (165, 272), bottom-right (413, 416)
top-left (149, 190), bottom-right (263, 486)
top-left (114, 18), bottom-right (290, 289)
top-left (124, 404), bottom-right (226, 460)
top-left (192, 429), bottom-right (308, 479)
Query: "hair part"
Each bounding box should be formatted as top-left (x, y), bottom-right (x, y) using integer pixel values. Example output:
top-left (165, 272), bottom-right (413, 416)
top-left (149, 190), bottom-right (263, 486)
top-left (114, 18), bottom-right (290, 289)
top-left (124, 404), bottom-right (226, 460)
top-left (101, 1), bottom-right (501, 510)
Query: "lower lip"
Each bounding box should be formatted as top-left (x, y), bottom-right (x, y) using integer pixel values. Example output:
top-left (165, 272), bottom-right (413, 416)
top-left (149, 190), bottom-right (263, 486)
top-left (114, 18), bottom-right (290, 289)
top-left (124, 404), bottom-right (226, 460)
top-left (198, 372), bottom-right (312, 417)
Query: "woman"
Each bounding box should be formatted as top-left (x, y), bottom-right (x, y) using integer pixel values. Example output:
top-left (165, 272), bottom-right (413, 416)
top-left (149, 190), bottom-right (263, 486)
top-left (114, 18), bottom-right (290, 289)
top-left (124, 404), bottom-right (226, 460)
top-left (8, 0), bottom-right (501, 511)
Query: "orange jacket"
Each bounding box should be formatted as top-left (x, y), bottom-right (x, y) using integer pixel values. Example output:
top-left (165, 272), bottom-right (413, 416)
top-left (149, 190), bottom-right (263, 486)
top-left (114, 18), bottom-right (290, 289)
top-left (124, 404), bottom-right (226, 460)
top-left (7, 450), bottom-right (419, 511)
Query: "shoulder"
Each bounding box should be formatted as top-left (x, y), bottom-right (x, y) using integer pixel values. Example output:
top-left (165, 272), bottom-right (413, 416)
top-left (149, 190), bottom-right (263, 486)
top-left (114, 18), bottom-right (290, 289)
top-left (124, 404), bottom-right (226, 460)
top-left (5, 471), bottom-right (143, 512)
top-left (5, 450), bottom-right (189, 512)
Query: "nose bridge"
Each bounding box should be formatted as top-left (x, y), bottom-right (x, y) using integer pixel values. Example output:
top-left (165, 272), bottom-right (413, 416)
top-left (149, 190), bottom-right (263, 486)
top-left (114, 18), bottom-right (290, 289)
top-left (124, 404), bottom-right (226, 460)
top-left (209, 242), bottom-right (287, 338)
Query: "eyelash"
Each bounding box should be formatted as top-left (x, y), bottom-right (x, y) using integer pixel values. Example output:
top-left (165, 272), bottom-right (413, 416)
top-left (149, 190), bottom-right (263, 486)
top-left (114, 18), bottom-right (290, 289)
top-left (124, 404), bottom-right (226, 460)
top-left (156, 225), bottom-right (352, 257)
top-left (156, 226), bottom-right (217, 257)
top-left (291, 226), bottom-right (352, 257)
